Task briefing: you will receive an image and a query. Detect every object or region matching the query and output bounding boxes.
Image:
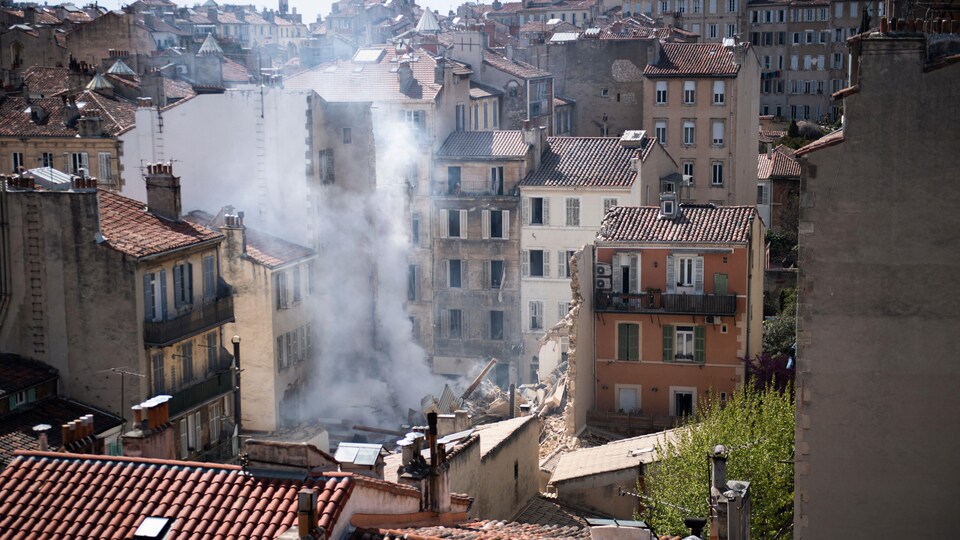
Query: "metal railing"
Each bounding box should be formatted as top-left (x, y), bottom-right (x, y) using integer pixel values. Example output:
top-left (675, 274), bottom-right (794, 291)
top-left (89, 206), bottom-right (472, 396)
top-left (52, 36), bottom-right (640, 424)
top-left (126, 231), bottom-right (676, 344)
top-left (595, 290), bottom-right (737, 315)
top-left (169, 367), bottom-right (235, 417)
top-left (144, 295), bottom-right (235, 347)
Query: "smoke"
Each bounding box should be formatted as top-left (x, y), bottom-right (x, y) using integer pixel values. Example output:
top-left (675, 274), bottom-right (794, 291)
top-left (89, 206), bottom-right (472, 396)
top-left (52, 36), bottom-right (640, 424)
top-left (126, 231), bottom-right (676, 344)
top-left (300, 111), bottom-right (446, 427)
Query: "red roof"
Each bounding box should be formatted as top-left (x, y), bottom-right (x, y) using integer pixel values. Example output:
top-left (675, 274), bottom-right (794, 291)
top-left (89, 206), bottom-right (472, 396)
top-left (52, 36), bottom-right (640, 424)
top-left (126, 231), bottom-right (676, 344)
top-left (598, 205), bottom-right (756, 244)
top-left (353, 520), bottom-right (591, 539)
top-left (21, 66), bottom-right (70, 96)
top-left (644, 43), bottom-right (741, 77)
top-left (98, 190), bottom-right (223, 259)
top-left (520, 137), bottom-right (649, 189)
top-left (482, 49), bottom-right (551, 79)
top-left (794, 129), bottom-right (844, 156)
top-left (286, 48), bottom-right (443, 102)
top-left (757, 145), bottom-right (801, 179)
top-left (436, 130), bottom-right (530, 159)
top-left (0, 451), bottom-right (353, 539)
top-left (0, 90), bottom-right (137, 138)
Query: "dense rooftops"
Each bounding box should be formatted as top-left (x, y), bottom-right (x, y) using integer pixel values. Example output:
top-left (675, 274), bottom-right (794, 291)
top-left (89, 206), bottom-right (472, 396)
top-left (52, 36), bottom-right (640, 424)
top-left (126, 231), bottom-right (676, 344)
top-left (436, 130), bottom-right (530, 159)
top-left (598, 204), bottom-right (757, 244)
top-left (520, 136), bottom-right (658, 189)
top-left (644, 42), bottom-right (742, 77)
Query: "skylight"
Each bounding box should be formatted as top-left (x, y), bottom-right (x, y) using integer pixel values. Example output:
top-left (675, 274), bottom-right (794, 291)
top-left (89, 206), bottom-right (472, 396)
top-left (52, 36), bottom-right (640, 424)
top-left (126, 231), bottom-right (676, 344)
top-left (352, 48), bottom-right (386, 63)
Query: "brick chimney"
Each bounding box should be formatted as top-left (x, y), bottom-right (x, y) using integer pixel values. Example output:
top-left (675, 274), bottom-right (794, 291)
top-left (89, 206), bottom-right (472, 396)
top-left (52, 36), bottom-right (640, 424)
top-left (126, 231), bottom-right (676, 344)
top-left (398, 60), bottom-right (415, 93)
top-left (144, 162), bottom-right (182, 221)
top-left (77, 112), bottom-right (103, 137)
top-left (220, 207), bottom-right (247, 259)
top-left (297, 488), bottom-right (319, 539)
top-left (122, 395), bottom-right (175, 460)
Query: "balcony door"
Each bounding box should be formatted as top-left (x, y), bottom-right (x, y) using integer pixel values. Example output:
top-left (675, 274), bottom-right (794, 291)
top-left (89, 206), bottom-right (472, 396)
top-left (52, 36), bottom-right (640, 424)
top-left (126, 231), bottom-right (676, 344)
top-left (670, 386), bottom-right (696, 417)
top-left (667, 255), bottom-right (703, 294)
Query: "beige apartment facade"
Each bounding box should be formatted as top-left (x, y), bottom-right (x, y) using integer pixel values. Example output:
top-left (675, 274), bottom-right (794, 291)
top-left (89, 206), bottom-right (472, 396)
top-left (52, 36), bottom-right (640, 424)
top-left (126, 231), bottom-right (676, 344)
top-left (643, 42), bottom-right (760, 206)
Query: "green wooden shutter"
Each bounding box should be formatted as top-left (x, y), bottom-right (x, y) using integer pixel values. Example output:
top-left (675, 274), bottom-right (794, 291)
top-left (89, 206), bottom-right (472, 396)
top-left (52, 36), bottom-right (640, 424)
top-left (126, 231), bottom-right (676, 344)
top-left (695, 326), bottom-right (706, 363)
top-left (143, 274), bottom-right (154, 320)
top-left (662, 325), bottom-right (673, 362)
top-left (714, 273), bottom-right (729, 296)
top-left (628, 324), bottom-right (639, 361)
top-left (618, 323), bottom-right (628, 360)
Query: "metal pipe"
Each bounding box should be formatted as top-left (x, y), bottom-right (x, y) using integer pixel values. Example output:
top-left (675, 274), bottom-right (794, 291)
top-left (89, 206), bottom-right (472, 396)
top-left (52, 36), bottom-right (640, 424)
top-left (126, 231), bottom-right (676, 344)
top-left (232, 335), bottom-right (242, 445)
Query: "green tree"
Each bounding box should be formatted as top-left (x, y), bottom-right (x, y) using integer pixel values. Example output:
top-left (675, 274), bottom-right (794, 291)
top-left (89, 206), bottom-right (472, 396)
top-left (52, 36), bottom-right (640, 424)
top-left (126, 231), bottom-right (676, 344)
top-left (641, 386), bottom-right (794, 539)
top-left (763, 289), bottom-right (796, 355)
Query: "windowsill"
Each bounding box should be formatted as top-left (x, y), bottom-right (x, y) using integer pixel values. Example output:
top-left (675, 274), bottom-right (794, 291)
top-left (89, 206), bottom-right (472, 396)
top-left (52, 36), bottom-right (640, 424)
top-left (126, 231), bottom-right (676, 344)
top-left (711, 184), bottom-right (725, 188)
top-left (683, 102), bottom-right (696, 106)
top-left (683, 143), bottom-right (697, 148)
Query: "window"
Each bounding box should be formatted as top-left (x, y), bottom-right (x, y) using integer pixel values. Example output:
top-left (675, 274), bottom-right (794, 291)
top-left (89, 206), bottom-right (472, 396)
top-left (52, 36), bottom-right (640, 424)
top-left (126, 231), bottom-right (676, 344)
top-left (712, 161), bottom-right (724, 186)
top-left (489, 260), bottom-right (505, 288)
top-left (342, 127), bottom-right (352, 144)
top-left (275, 271), bottom-right (289, 310)
top-left (202, 255), bottom-right (216, 300)
top-left (444, 209), bottom-right (467, 238)
top-left (188, 410), bottom-right (201, 452)
top-left (603, 198), bottom-right (619, 214)
top-left (683, 121), bottom-right (695, 145)
top-left (677, 256), bottom-right (695, 288)
top-left (726, 23), bottom-right (736, 37)
top-left (210, 401), bottom-right (222, 442)
top-left (407, 264), bottom-right (419, 301)
top-left (98, 152), bottom-right (112, 182)
top-left (483, 102), bottom-right (489, 129)
top-left (205, 332), bottom-right (217, 375)
top-left (683, 80), bottom-right (695, 104)
top-left (152, 351), bottom-right (165, 395)
top-left (655, 121), bottom-right (667, 145)
top-left (447, 259), bottom-right (464, 288)
top-left (490, 310), bottom-right (504, 340)
top-left (757, 183), bottom-right (770, 205)
top-left (671, 325), bottom-right (704, 362)
top-left (617, 322), bottom-right (640, 361)
top-left (655, 81), bottom-right (667, 104)
top-left (41, 152), bottom-right (54, 168)
top-left (490, 166), bottom-right (504, 195)
top-left (70, 152), bottom-right (89, 175)
top-left (448, 309), bottom-right (463, 338)
top-left (712, 120), bottom-right (725, 146)
top-left (11, 152), bottom-right (23, 173)
top-left (507, 81), bottom-right (519, 98)
top-left (173, 262), bottom-right (193, 308)
top-left (601, 87), bottom-right (609, 98)
top-left (682, 161), bottom-right (694, 183)
top-left (402, 110), bottom-right (426, 135)
top-left (524, 196), bottom-right (549, 225)
top-left (850, 1), bottom-right (858, 17)
top-left (180, 342), bottom-right (194, 385)
top-left (709, 23), bottom-right (717, 38)
top-left (456, 104), bottom-right (465, 131)
top-left (523, 249), bottom-right (550, 277)
top-left (529, 301), bottom-right (544, 331)
top-left (558, 301), bottom-right (571, 320)
top-left (833, 53), bottom-right (843, 69)
top-left (712, 81), bottom-right (725, 104)
top-left (411, 214), bottom-right (421, 245)
top-left (565, 197), bottom-right (580, 226)
top-left (447, 166), bottom-right (461, 194)
top-left (143, 270), bottom-right (166, 322)
top-left (557, 249), bottom-right (576, 278)
top-left (484, 209), bottom-right (509, 239)
top-left (318, 149), bottom-right (334, 184)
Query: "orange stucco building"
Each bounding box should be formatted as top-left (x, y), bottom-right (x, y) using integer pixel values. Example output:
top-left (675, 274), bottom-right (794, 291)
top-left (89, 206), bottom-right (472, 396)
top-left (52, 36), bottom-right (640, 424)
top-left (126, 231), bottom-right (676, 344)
top-left (588, 198), bottom-right (764, 421)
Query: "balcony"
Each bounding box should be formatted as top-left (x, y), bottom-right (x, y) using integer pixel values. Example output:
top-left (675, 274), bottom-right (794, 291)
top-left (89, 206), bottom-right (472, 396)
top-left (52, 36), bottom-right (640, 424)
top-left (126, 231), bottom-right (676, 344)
top-left (144, 295), bottom-right (235, 348)
top-left (595, 290), bottom-right (737, 316)
top-left (169, 360), bottom-right (235, 418)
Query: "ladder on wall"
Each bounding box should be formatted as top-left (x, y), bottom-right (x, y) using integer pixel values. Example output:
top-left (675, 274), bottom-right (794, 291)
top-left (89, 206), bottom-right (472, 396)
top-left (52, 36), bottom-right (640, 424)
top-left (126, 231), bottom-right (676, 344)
top-left (23, 198), bottom-right (46, 356)
top-left (255, 91), bottom-right (268, 221)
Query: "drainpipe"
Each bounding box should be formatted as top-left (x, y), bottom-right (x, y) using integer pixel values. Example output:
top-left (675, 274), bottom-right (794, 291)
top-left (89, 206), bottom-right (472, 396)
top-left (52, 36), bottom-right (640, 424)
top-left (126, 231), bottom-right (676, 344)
top-left (744, 227), bottom-right (753, 382)
top-left (232, 335), bottom-right (242, 446)
top-left (0, 177), bottom-right (11, 326)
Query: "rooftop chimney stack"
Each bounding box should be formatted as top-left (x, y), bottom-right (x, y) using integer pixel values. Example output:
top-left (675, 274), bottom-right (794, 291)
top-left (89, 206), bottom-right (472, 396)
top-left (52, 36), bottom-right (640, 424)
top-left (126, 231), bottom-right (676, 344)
top-left (398, 60), bottom-right (414, 93)
top-left (144, 162), bottom-right (182, 222)
top-left (297, 488), bottom-right (318, 539)
top-left (122, 396), bottom-right (175, 460)
top-left (33, 424), bottom-right (51, 452)
top-left (221, 207), bottom-right (247, 258)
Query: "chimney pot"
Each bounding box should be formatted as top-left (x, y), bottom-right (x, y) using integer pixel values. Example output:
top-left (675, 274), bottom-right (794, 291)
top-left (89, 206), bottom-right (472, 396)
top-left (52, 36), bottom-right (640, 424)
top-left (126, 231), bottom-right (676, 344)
top-left (62, 424), bottom-right (71, 446)
top-left (132, 405), bottom-right (143, 426)
top-left (297, 489), bottom-right (318, 539)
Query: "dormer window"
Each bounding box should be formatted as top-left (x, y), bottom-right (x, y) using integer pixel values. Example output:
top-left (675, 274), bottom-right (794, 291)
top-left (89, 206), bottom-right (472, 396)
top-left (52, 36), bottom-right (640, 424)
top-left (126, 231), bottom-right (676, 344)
top-left (662, 199), bottom-right (675, 216)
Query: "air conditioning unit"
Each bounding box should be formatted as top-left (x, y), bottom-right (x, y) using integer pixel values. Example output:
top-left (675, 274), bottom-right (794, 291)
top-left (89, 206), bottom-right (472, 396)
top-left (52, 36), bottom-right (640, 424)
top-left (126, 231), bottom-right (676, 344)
top-left (705, 315), bottom-right (721, 324)
top-left (176, 64), bottom-right (188, 75)
top-left (596, 277), bottom-right (612, 290)
top-left (595, 263), bottom-right (613, 277)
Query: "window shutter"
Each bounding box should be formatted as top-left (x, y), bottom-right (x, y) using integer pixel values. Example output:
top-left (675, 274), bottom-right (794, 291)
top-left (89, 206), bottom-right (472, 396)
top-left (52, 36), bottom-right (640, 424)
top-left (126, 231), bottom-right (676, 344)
top-left (159, 269), bottom-right (168, 318)
top-left (441, 209), bottom-right (449, 238)
top-left (414, 265), bottom-right (421, 300)
top-left (542, 197), bottom-right (550, 225)
top-left (144, 274), bottom-right (154, 320)
top-left (173, 266), bottom-right (183, 308)
top-left (443, 260), bottom-right (450, 287)
top-left (503, 210), bottom-right (510, 239)
top-left (441, 310), bottom-right (449, 337)
top-left (186, 262), bottom-right (194, 302)
top-left (694, 326), bottom-right (706, 363)
top-left (522, 197), bottom-right (530, 225)
top-left (483, 261), bottom-right (491, 288)
top-left (618, 325), bottom-right (628, 360)
top-left (522, 250), bottom-right (530, 277)
top-left (714, 273), bottom-right (728, 296)
top-left (666, 255), bottom-right (676, 294)
top-left (612, 253), bottom-right (622, 293)
top-left (630, 324), bottom-right (640, 360)
top-left (543, 250), bottom-right (551, 277)
top-left (629, 254), bottom-right (640, 294)
top-left (557, 251), bottom-right (567, 279)
top-left (662, 325), bottom-right (674, 362)
top-left (461, 260), bottom-right (468, 289)
top-left (460, 209), bottom-right (468, 239)
top-left (482, 210), bottom-right (490, 239)
top-left (694, 256), bottom-right (704, 294)
top-left (558, 302), bottom-right (566, 319)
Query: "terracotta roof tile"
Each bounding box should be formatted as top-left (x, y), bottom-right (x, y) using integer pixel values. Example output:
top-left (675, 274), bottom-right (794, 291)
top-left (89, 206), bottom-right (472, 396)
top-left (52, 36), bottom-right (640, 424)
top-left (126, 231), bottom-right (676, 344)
top-left (597, 205), bottom-right (757, 244)
top-left (355, 520), bottom-right (592, 539)
top-left (436, 130), bottom-right (529, 159)
top-left (522, 0), bottom-right (596, 12)
top-left (487, 2), bottom-right (525, 14)
top-left (513, 494), bottom-right (608, 528)
top-left (644, 43), bottom-right (741, 77)
top-left (184, 212), bottom-right (316, 269)
top-left (0, 354), bottom-right (57, 396)
top-left (794, 128), bottom-right (844, 156)
top-left (757, 145), bottom-right (800, 179)
top-left (286, 48), bottom-right (442, 102)
top-left (98, 190), bottom-right (223, 259)
top-left (482, 50), bottom-right (550, 79)
top-left (0, 91), bottom-right (136, 138)
top-left (21, 66), bottom-right (70, 96)
top-left (520, 137), bottom-right (647, 189)
top-left (222, 57), bottom-right (253, 83)
top-left (0, 451), bottom-right (354, 539)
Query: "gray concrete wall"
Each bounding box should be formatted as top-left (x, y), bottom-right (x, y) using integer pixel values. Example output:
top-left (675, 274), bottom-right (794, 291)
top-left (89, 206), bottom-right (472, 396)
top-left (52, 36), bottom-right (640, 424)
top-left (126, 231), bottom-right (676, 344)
top-left (794, 34), bottom-right (960, 539)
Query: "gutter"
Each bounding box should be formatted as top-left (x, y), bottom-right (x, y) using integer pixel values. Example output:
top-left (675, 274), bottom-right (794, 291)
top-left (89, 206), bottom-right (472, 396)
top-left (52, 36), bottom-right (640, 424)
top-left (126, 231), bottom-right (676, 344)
top-left (132, 236), bottom-right (224, 263)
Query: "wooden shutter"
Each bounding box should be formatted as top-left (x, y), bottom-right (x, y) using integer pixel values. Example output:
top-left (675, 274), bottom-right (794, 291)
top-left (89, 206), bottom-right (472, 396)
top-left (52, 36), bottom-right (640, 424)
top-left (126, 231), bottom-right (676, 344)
top-left (173, 265), bottom-right (183, 308)
top-left (694, 256), bottom-right (704, 294)
top-left (502, 210), bottom-right (510, 239)
top-left (440, 309), bottom-right (449, 338)
top-left (662, 325), bottom-right (674, 362)
top-left (143, 274), bottom-right (154, 320)
top-left (618, 323), bottom-right (628, 361)
top-left (461, 260), bottom-right (468, 289)
top-left (521, 250), bottom-right (530, 277)
top-left (522, 197), bottom-right (530, 225)
top-left (629, 254), bottom-right (640, 294)
top-left (714, 273), bottom-right (728, 296)
top-left (482, 210), bottom-right (490, 239)
top-left (185, 262), bottom-right (193, 302)
top-left (460, 209), bottom-right (468, 239)
top-left (441, 210), bottom-right (449, 238)
top-left (483, 261), bottom-right (491, 289)
top-left (542, 197), bottom-right (550, 225)
top-left (694, 326), bottom-right (705, 363)
top-left (159, 269), bottom-right (167, 319)
top-left (557, 251), bottom-right (567, 279)
top-left (666, 255), bottom-right (676, 294)
top-left (543, 250), bottom-right (551, 277)
top-left (558, 302), bottom-right (566, 319)
top-left (628, 324), bottom-right (639, 361)
top-left (442, 260), bottom-right (450, 287)
top-left (612, 253), bottom-right (622, 294)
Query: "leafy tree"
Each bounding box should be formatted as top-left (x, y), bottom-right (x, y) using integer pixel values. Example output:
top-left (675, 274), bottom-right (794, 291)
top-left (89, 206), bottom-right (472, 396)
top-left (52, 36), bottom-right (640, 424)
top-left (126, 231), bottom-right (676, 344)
top-left (641, 386), bottom-right (794, 539)
top-left (786, 119), bottom-right (800, 138)
top-left (763, 289), bottom-right (796, 355)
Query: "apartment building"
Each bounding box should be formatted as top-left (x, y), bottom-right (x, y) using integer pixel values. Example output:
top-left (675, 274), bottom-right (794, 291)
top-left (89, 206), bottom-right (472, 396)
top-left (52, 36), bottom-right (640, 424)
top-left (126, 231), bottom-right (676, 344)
top-left (747, 0), bottom-right (885, 121)
top-left (643, 41), bottom-right (760, 206)
top-left (518, 132), bottom-right (677, 383)
top-left (583, 201), bottom-right (763, 426)
top-left (0, 163), bottom-right (237, 461)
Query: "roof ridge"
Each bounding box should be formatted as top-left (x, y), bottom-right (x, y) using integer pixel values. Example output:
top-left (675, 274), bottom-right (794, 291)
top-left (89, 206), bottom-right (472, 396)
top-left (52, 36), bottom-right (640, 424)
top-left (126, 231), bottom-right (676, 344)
top-left (12, 449), bottom-right (244, 471)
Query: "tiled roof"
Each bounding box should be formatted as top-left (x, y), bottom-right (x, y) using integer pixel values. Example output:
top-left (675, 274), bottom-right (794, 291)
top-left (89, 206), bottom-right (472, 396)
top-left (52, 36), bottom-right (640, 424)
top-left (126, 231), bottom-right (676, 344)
top-left (0, 354), bottom-right (57, 396)
top-left (522, 0), bottom-right (596, 12)
top-left (794, 128), bottom-right (844, 157)
top-left (354, 521), bottom-right (591, 539)
top-left (644, 43), bottom-right (741, 77)
top-left (519, 137), bottom-right (643, 189)
top-left (0, 397), bottom-right (124, 468)
top-left (222, 57), bottom-right (253, 82)
top-left (285, 48), bottom-right (443, 102)
top-left (758, 127), bottom-right (785, 143)
top-left (469, 81), bottom-right (502, 98)
top-left (758, 145), bottom-right (800, 179)
top-left (488, 2), bottom-right (525, 14)
top-left (474, 415), bottom-right (535, 459)
top-left (0, 451), bottom-right (354, 539)
top-left (22, 66), bottom-right (70, 96)
top-left (98, 190), bottom-right (223, 259)
top-left (436, 131), bottom-right (529, 159)
top-left (185, 211), bottom-right (316, 269)
top-left (551, 429), bottom-right (680, 484)
top-left (482, 50), bottom-right (550, 79)
top-left (513, 494), bottom-right (607, 528)
top-left (0, 91), bottom-right (136, 138)
top-left (597, 205), bottom-right (757, 244)
top-left (164, 76), bottom-right (197, 100)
